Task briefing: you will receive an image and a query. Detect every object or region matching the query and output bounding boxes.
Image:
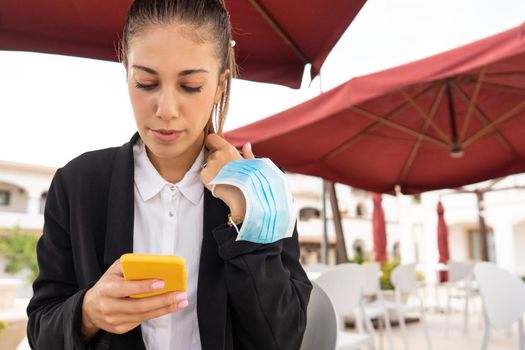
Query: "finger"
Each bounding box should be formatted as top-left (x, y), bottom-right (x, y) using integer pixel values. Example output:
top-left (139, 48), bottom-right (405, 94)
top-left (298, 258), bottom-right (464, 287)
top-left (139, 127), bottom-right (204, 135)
top-left (132, 297), bottom-right (189, 323)
top-left (109, 322), bottom-right (141, 335)
top-left (106, 259), bottom-right (124, 276)
top-left (108, 293), bottom-right (188, 324)
top-left (121, 292), bottom-right (187, 315)
top-left (241, 142), bottom-right (255, 160)
top-left (205, 133), bottom-right (228, 152)
top-left (105, 279), bottom-right (166, 298)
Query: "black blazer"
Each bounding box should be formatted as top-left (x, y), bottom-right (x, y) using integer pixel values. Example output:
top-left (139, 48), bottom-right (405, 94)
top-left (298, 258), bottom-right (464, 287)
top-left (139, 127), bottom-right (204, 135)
top-left (27, 134), bottom-right (312, 350)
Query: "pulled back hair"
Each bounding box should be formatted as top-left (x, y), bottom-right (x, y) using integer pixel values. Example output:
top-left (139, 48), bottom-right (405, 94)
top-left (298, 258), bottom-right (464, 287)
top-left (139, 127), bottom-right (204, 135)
top-left (120, 0), bottom-right (237, 136)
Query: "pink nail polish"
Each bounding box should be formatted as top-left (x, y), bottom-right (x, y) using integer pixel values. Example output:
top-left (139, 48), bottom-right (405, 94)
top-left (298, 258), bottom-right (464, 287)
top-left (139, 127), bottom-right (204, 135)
top-left (177, 300), bottom-right (189, 308)
top-left (174, 292), bottom-right (187, 303)
top-left (152, 281), bottom-right (165, 290)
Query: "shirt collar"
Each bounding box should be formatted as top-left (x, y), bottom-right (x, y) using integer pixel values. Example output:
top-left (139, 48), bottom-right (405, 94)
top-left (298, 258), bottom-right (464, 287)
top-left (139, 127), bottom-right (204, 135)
top-left (134, 139), bottom-right (204, 205)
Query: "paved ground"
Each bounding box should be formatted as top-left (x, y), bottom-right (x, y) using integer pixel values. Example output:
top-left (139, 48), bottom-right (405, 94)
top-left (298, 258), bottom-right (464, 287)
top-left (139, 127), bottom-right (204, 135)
top-left (13, 300), bottom-right (522, 350)
top-left (364, 308), bottom-right (519, 350)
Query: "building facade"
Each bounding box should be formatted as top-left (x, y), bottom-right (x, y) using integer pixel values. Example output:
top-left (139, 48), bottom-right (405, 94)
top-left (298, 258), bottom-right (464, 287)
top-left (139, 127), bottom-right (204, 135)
top-left (2, 160), bottom-right (525, 283)
top-left (290, 173), bottom-right (525, 282)
top-left (0, 161), bottom-right (55, 232)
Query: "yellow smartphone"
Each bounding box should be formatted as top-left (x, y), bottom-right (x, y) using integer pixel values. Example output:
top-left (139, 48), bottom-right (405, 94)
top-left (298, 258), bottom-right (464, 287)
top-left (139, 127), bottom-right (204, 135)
top-left (120, 253), bottom-right (187, 298)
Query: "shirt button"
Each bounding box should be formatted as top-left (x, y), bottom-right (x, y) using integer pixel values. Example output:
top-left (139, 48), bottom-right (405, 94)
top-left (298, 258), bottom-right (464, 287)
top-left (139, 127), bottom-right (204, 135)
top-left (169, 185), bottom-right (175, 191)
top-left (169, 211), bottom-right (174, 217)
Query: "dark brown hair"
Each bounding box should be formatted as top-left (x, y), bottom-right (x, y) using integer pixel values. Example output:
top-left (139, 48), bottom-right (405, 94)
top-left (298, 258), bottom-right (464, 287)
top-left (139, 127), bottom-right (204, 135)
top-left (120, 0), bottom-right (237, 135)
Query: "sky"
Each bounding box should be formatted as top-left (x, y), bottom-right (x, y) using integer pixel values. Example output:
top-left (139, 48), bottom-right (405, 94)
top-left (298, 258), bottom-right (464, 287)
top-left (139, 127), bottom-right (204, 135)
top-left (0, 0), bottom-right (524, 168)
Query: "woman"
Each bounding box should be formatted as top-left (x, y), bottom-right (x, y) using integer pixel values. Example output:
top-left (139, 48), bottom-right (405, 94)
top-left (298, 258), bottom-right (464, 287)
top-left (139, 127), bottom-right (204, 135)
top-left (26, 0), bottom-right (311, 349)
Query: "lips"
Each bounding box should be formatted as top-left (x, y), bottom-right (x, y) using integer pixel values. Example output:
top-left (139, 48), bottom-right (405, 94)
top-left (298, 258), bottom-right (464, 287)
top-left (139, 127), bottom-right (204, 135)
top-left (151, 128), bottom-right (183, 143)
top-left (156, 129), bottom-right (176, 135)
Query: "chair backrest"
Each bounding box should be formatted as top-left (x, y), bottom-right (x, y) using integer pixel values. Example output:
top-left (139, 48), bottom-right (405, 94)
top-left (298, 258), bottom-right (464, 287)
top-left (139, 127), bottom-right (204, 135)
top-left (362, 262), bottom-right (381, 297)
top-left (305, 263), bottom-right (331, 273)
top-left (300, 281), bottom-right (338, 350)
top-left (474, 262), bottom-right (525, 329)
top-left (390, 263), bottom-right (417, 294)
top-left (448, 261), bottom-right (473, 283)
top-left (316, 263), bottom-right (365, 319)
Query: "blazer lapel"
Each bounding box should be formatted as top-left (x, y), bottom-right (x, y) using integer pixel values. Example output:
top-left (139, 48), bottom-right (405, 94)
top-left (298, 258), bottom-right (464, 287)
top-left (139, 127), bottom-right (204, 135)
top-left (103, 133), bottom-right (139, 265)
top-left (101, 134), bottom-right (229, 349)
top-left (102, 132), bottom-right (147, 349)
top-left (197, 189), bottom-right (230, 349)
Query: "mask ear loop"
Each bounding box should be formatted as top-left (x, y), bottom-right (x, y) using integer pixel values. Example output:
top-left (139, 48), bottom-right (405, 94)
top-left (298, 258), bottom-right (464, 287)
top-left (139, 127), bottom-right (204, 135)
top-left (227, 215), bottom-right (241, 235)
top-left (203, 104), bottom-right (217, 163)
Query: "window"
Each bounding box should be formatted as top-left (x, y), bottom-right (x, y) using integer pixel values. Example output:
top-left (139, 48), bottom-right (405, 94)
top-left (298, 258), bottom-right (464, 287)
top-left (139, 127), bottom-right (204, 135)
top-left (393, 241), bottom-right (401, 262)
top-left (352, 239), bottom-right (365, 263)
top-left (40, 192), bottom-right (48, 214)
top-left (0, 190), bottom-right (10, 206)
top-left (468, 228), bottom-right (496, 262)
top-left (355, 202), bottom-right (366, 217)
top-left (299, 207), bottom-right (321, 221)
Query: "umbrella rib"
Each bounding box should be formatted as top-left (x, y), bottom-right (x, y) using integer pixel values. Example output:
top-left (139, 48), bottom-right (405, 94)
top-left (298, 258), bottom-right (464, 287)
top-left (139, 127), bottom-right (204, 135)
top-left (463, 70), bottom-right (525, 78)
top-left (459, 67), bottom-right (486, 141)
top-left (398, 84), bottom-right (446, 184)
top-left (349, 106), bottom-right (449, 147)
top-left (453, 83), bottom-right (517, 156)
top-left (463, 99), bottom-right (525, 147)
top-left (322, 85), bottom-right (439, 161)
top-left (246, 0), bottom-right (310, 65)
top-left (466, 80), bottom-right (525, 95)
top-left (322, 122), bottom-right (383, 162)
top-left (361, 134), bottom-right (416, 143)
top-left (399, 88), bottom-right (452, 143)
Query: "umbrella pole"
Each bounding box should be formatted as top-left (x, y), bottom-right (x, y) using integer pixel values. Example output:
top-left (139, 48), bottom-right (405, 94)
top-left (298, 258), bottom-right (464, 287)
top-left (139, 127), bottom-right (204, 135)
top-left (446, 80), bottom-right (464, 157)
top-left (326, 181), bottom-right (348, 263)
top-left (476, 190), bottom-right (490, 261)
top-left (321, 180), bottom-right (329, 264)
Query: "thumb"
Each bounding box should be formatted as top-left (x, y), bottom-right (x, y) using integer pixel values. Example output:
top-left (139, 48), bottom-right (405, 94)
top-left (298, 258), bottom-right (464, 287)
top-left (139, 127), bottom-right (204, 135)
top-left (106, 258), bottom-right (124, 277)
top-left (242, 142), bottom-right (255, 159)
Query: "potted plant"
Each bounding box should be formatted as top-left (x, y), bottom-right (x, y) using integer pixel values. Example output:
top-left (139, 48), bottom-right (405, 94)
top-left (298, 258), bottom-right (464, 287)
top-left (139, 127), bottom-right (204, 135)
top-left (0, 226), bottom-right (39, 282)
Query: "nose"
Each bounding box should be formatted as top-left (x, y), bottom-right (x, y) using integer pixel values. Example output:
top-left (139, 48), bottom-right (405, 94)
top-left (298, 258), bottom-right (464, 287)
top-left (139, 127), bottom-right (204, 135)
top-left (155, 87), bottom-right (179, 121)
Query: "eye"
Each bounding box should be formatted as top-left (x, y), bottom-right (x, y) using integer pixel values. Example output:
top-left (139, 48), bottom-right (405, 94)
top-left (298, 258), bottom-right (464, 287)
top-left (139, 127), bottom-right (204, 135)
top-left (135, 82), bottom-right (157, 91)
top-left (181, 85), bottom-right (202, 94)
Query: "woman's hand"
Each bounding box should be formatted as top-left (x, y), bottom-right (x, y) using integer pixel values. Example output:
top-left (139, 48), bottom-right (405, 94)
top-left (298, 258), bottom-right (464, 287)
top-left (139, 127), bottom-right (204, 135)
top-left (200, 134), bottom-right (254, 220)
top-left (81, 259), bottom-right (188, 341)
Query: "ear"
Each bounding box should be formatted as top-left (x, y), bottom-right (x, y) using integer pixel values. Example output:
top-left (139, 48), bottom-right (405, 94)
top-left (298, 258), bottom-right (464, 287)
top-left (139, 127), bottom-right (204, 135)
top-left (214, 69), bottom-right (230, 103)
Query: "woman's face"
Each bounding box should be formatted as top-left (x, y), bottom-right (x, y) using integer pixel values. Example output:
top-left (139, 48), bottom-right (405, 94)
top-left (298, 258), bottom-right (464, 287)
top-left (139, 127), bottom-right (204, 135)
top-left (126, 23), bottom-right (226, 163)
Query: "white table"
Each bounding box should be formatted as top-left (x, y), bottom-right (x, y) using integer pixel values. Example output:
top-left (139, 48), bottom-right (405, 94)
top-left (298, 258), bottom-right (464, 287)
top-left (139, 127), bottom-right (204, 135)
top-left (0, 298), bottom-right (29, 323)
top-left (306, 271), bottom-right (321, 280)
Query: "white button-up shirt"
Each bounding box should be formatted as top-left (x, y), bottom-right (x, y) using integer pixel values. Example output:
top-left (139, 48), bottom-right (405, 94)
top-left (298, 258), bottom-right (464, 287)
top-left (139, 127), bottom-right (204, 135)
top-left (133, 140), bottom-right (204, 350)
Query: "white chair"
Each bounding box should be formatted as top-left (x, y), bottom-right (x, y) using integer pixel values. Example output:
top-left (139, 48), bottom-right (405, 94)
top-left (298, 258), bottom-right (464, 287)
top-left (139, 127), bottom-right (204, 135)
top-left (305, 263), bottom-right (332, 280)
top-left (301, 281), bottom-right (375, 350)
top-left (301, 281), bottom-right (338, 350)
top-left (362, 262), bottom-right (394, 350)
top-left (474, 262), bottom-right (525, 350)
top-left (386, 264), bottom-right (432, 350)
top-left (444, 261), bottom-right (480, 336)
top-left (305, 263), bottom-right (331, 273)
top-left (316, 263), bottom-right (377, 350)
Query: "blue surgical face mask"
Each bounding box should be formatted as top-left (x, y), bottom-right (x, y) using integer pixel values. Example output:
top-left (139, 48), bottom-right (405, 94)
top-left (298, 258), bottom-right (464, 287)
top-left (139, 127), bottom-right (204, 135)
top-left (217, 162), bottom-right (277, 242)
top-left (217, 165), bottom-right (271, 242)
top-left (208, 158), bottom-right (296, 244)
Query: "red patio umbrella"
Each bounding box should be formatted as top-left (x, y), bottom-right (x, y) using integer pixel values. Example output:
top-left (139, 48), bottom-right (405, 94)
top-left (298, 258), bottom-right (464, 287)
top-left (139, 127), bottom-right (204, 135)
top-left (437, 201), bottom-right (450, 282)
top-left (0, 0), bottom-right (365, 88)
top-left (372, 193), bottom-right (387, 263)
top-left (226, 23), bottom-right (525, 193)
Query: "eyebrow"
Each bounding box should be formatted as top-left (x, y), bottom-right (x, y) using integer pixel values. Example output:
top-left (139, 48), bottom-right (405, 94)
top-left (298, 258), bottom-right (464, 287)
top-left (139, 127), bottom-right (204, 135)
top-left (131, 65), bottom-right (209, 76)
